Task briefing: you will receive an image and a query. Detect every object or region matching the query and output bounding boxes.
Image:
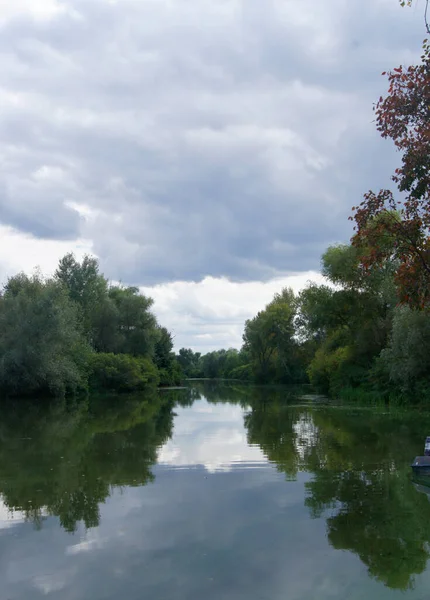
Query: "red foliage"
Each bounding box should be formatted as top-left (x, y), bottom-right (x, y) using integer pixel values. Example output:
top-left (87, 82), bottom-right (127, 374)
top-left (351, 41), bottom-right (430, 308)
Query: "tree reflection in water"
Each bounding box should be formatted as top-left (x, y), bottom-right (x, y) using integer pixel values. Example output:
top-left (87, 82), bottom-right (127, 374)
top-left (2, 381), bottom-right (430, 591)
top-left (241, 386), bottom-right (430, 591)
top-left (0, 391), bottom-right (178, 533)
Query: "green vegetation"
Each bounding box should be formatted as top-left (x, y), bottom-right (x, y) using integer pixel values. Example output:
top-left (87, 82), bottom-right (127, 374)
top-left (177, 239), bottom-right (430, 402)
top-left (88, 353), bottom-right (160, 392)
top-left (0, 254), bottom-right (182, 399)
top-left (177, 289), bottom-right (306, 385)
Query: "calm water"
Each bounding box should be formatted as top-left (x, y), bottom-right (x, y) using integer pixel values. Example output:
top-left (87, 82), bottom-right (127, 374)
top-left (2, 382), bottom-right (430, 599)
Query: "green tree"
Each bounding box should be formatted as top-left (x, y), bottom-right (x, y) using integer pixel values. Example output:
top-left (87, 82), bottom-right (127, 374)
top-left (108, 285), bottom-right (158, 357)
top-left (153, 327), bottom-right (182, 385)
top-left (0, 273), bottom-right (91, 398)
top-left (243, 288), bottom-right (300, 383)
top-left (88, 353), bottom-right (159, 392)
top-left (297, 284), bottom-right (343, 342)
top-left (378, 305), bottom-right (430, 397)
top-left (91, 295), bottom-right (121, 353)
top-left (55, 253), bottom-right (108, 341)
top-left (177, 348), bottom-right (202, 378)
top-left (200, 350), bottom-right (223, 378)
top-left (298, 243), bottom-right (397, 395)
top-left (222, 348), bottom-right (243, 377)
top-left (0, 254), bottom-right (181, 397)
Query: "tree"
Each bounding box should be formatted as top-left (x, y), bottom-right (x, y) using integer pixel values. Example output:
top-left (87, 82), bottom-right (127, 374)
top-left (0, 253), bottom-right (181, 398)
top-left (200, 350), bottom-right (224, 378)
top-left (177, 348), bottom-right (202, 378)
top-left (55, 256), bottom-right (160, 358)
top-left (108, 285), bottom-right (158, 357)
top-left (0, 273), bottom-right (91, 397)
top-left (88, 353), bottom-right (159, 392)
top-left (243, 288), bottom-right (300, 383)
top-left (297, 284), bottom-right (343, 342)
top-left (55, 253), bottom-right (108, 341)
top-left (298, 243), bottom-right (397, 394)
top-left (91, 295), bottom-right (121, 353)
top-left (398, 0), bottom-right (430, 35)
top-left (153, 327), bottom-right (182, 385)
top-left (378, 305), bottom-right (430, 395)
top-left (154, 327), bottom-right (174, 371)
top-left (222, 348), bottom-right (243, 377)
top-left (351, 42), bottom-right (430, 307)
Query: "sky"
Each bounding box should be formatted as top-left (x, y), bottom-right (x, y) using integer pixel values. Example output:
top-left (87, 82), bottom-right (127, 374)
top-left (0, 0), bottom-right (425, 352)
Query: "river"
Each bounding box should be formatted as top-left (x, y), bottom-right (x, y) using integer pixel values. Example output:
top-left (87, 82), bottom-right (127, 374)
top-left (1, 381), bottom-right (430, 599)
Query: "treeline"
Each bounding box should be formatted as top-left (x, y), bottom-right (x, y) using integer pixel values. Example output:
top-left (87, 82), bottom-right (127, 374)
top-left (0, 254), bottom-right (182, 398)
top-left (177, 238), bottom-right (430, 402)
top-left (178, 37), bottom-right (430, 404)
top-left (176, 347), bottom-right (250, 380)
top-left (177, 288), bottom-right (305, 384)
top-left (176, 288), bottom-right (308, 384)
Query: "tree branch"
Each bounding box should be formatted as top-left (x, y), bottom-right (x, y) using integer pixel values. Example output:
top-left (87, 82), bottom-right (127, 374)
top-left (426, 0), bottom-right (430, 34)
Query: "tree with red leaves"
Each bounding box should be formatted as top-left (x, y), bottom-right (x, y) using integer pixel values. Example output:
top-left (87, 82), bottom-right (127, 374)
top-left (351, 39), bottom-right (430, 308)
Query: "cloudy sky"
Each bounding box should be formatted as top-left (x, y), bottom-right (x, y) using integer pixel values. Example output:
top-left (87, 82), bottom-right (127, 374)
top-left (0, 0), bottom-right (424, 351)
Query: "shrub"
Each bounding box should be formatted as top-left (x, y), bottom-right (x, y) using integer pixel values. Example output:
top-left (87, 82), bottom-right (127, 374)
top-left (229, 364), bottom-right (253, 381)
top-left (88, 353), bottom-right (159, 392)
top-left (157, 360), bottom-right (183, 386)
top-left (337, 386), bottom-right (385, 405)
top-left (307, 345), bottom-right (353, 395)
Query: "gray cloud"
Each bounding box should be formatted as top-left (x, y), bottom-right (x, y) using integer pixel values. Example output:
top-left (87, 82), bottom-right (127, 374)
top-left (0, 181), bottom-right (81, 240)
top-left (0, 0), bottom-right (424, 284)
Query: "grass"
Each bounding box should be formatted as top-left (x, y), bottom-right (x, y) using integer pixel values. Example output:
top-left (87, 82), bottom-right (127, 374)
top-left (337, 385), bottom-right (430, 408)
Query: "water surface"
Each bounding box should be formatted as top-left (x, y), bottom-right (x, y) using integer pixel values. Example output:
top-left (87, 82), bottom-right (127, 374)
top-left (1, 382), bottom-right (430, 599)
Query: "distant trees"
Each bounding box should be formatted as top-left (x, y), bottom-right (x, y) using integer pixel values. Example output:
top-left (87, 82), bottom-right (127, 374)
top-left (200, 348), bottom-right (245, 379)
top-left (176, 348), bottom-right (202, 378)
top-left (177, 289), bottom-right (306, 385)
top-left (176, 347), bottom-right (249, 380)
top-left (0, 255), bottom-right (182, 399)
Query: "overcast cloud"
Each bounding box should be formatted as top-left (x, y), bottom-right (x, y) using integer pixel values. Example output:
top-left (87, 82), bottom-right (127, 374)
top-left (0, 0), bottom-right (424, 350)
